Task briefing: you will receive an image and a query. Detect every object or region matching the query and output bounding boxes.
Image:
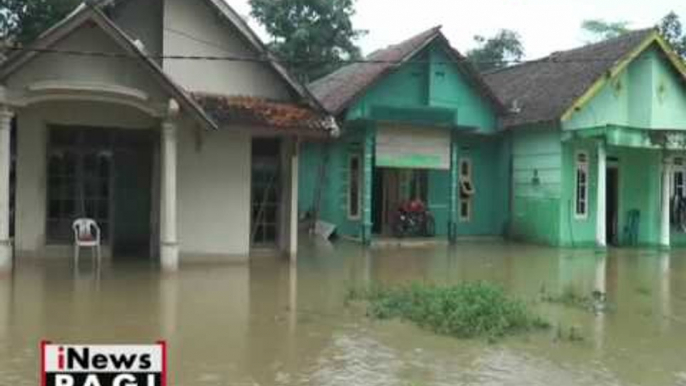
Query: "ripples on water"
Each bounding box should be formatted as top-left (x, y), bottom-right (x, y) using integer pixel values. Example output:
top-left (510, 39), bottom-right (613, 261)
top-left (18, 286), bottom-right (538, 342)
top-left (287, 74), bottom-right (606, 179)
top-left (0, 242), bottom-right (684, 385)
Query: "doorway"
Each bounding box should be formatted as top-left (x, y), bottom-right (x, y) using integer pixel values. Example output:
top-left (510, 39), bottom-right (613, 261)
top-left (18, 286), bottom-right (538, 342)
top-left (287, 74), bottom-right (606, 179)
top-left (606, 166), bottom-right (619, 245)
top-left (46, 127), bottom-right (154, 258)
top-left (251, 139), bottom-right (281, 247)
top-left (371, 168), bottom-right (429, 235)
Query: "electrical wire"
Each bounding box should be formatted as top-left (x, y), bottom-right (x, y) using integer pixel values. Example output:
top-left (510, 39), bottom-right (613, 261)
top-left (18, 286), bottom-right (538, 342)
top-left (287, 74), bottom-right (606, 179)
top-left (2, 44), bottom-right (643, 67)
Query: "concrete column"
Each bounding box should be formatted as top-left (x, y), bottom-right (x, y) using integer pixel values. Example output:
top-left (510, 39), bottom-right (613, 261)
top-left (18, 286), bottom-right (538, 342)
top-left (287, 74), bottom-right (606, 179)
top-left (288, 139), bottom-right (299, 261)
top-left (160, 120), bottom-right (179, 270)
top-left (0, 107), bottom-right (12, 269)
top-left (596, 141), bottom-right (607, 248)
top-left (661, 158), bottom-right (671, 248)
top-left (448, 133), bottom-right (459, 244)
top-left (362, 126), bottom-right (375, 245)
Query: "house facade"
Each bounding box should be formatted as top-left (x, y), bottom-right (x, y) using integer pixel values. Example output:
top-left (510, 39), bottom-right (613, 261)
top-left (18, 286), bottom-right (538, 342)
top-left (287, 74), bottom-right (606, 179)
top-left (485, 29), bottom-right (686, 248)
top-left (301, 28), bottom-right (509, 244)
top-left (0, 0), bottom-right (334, 269)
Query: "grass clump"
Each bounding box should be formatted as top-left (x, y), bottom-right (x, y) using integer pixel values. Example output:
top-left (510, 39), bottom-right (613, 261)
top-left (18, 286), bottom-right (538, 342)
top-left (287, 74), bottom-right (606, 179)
top-left (348, 282), bottom-right (549, 340)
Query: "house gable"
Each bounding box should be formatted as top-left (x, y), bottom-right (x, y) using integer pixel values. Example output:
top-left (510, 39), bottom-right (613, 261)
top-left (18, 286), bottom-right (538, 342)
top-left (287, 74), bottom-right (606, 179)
top-left (564, 42), bottom-right (686, 131)
top-left (110, 0), bottom-right (163, 58)
top-left (162, 0), bottom-right (294, 100)
top-left (6, 22), bottom-right (168, 104)
top-left (346, 40), bottom-right (498, 133)
top-left (0, 7), bottom-right (216, 130)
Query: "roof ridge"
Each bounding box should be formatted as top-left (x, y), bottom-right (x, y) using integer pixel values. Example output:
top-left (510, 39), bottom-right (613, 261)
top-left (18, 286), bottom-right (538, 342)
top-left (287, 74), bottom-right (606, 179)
top-left (310, 25), bottom-right (441, 89)
top-left (482, 28), bottom-right (656, 77)
top-left (550, 27), bottom-right (656, 58)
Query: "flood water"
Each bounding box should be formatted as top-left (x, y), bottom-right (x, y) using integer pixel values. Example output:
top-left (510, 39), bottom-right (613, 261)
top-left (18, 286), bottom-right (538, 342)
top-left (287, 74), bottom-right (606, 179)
top-left (0, 241), bottom-right (685, 386)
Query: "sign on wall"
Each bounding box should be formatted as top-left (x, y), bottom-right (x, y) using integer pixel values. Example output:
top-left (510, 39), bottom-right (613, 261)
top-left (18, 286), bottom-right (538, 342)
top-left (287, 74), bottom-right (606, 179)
top-left (376, 125), bottom-right (451, 170)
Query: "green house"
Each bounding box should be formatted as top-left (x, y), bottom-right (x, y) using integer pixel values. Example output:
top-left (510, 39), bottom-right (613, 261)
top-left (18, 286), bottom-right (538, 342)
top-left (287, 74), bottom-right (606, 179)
top-left (300, 27), bottom-right (506, 244)
top-left (484, 29), bottom-right (686, 248)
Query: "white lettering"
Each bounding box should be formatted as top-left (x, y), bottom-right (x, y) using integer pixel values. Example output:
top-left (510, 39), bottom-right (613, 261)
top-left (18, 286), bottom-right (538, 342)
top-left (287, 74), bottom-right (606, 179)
top-left (83, 374), bottom-right (102, 386)
top-left (113, 374), bottom-right (137, 386)
top-left (55, 375), bottom-right (74, 386)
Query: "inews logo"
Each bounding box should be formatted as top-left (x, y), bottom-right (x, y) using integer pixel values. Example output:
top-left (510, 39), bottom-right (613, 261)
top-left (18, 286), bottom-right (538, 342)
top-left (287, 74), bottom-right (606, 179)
top-left (40, 342), bottom-right (167, 386)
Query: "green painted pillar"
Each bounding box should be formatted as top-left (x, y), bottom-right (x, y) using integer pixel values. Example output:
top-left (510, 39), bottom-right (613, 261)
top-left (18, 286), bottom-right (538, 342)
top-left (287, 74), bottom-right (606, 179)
top-left (448, 132), bottom-right (459, 244)
top-left (362, 125), bottom-right (375, 245)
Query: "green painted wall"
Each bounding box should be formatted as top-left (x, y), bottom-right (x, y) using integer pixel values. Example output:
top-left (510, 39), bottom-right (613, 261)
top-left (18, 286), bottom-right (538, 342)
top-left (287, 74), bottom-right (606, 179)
top-left (428, 136), bottom-right (509, 237)
top-left (559, 141), bottom-right (598, 247)
top-left (426, 45), bottom-right (498, 132)
top-left (299, 37), bottom-right (502, 241)
top-left (346, 40), bottom-right (498, 133)
top-left (510, 128), bottom-right (563, 245)
top-left (610, 147), bottom-right (662, 246)
top-left (564, 45), bottom-right (686, 131)
top-left (298, 127), bottom-right (367, 240)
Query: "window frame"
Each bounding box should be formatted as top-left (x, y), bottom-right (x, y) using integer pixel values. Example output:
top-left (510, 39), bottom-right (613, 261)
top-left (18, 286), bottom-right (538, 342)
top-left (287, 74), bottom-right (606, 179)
top-left (574, 151), bottom-right (590, 220)
top-left (347, 153), bottom-right (362, 220)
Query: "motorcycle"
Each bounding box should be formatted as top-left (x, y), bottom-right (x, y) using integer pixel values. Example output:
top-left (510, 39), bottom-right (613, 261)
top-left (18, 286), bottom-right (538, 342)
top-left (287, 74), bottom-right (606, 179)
top-left (392, 199), bottom-right (436, 238)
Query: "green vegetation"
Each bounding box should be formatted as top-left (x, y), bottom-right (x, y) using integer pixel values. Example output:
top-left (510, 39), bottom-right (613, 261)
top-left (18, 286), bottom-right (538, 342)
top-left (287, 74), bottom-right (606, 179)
top-left (249, 0), bottom-right (366, 82)
top-left (540, 286), bottom-right (610, 314)
top-left (466, 29), bottom-right (524, 71)
top-left (347, 282), bottom-right (549, 340)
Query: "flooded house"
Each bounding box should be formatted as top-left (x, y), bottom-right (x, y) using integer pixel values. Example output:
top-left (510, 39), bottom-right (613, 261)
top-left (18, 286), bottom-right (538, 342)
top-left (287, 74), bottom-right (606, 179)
top-left (300, 27), bottom-right (509, 245)
top-left (484, 29), bottom-right (686, 248)
top-left (0, 0), bottom-right (334, 269)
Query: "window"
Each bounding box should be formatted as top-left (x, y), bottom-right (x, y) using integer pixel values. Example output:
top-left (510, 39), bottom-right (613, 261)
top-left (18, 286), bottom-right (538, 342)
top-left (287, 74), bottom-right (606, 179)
top-left (47, 128), bottom-right (113, 243)
top-left (348, 154), bottom-right (362, 219)
top-left (459, 158), bottom-right (474, 222)
top-left (575, 152), bottom-right (589, 219)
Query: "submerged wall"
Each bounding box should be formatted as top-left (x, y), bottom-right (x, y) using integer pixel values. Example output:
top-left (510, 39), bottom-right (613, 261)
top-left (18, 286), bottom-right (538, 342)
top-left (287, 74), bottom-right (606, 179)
top-left (509, 127), bottom-right (563, 245)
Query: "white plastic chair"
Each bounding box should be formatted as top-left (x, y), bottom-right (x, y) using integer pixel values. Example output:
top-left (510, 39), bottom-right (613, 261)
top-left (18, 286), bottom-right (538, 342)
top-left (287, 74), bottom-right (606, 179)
top-left (72, 218), bottom-right (101, 265)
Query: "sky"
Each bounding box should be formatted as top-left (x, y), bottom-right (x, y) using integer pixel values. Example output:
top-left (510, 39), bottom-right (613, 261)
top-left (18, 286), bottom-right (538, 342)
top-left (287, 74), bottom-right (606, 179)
top-left (227, 0), bottom-right (686, 60)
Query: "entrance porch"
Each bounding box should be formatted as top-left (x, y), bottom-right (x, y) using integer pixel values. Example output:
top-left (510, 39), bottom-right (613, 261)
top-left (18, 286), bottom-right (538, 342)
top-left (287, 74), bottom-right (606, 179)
top-left (564, 127), bottom-right (686, 248)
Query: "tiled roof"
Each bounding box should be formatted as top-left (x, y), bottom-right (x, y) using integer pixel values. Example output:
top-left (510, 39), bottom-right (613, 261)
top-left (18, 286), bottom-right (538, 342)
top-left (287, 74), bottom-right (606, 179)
top-left (483, 29), bottom-right (656, 128)
top-left (309, 27), bottom-right (443, 115)
top-left (193, 93), bottom-right (338, 136)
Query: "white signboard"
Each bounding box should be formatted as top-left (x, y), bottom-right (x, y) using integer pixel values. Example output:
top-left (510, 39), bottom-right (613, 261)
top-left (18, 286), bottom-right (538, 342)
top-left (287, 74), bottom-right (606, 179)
top-left (376, 125), bottom-right (450, 170)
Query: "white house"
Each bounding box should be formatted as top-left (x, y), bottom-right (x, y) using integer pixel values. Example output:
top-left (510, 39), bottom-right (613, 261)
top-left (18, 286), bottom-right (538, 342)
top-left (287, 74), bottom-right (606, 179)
top-left (0, 0), bottom-right (335, 269)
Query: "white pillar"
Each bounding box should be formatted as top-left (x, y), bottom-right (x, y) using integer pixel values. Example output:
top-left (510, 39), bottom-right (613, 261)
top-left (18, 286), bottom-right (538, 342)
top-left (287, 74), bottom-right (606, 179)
top-left (0, 107), bottom-right (12, 269)
top-left (288, 139), bottom-right (299, 262)
top-left (661, 158), bottom-right (671, 248)
top-left (596, 141), bottom-right (607, 248)
top-left (160, 120), bottom-right (179, 271)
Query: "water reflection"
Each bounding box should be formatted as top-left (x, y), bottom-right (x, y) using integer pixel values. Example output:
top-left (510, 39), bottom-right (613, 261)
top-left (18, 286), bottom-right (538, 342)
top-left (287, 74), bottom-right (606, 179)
top-left (0, 243), bottom-right (683, 386)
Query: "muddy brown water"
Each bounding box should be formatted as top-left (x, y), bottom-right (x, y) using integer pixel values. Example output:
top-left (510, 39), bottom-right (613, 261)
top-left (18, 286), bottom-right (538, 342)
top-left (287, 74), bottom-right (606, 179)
top-left (0, 241), bottom-right (684, 386)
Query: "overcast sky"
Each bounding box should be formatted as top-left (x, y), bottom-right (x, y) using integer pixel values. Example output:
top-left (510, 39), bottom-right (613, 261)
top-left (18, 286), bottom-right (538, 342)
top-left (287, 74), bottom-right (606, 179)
top-left (227, 0), bottom-right (686, 59)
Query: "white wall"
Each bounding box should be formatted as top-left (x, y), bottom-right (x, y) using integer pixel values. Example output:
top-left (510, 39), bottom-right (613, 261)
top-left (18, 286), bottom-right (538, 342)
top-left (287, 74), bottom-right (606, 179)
top-left (162, 0), bottom-right (292, 99)
top-left (112, 0), bottom-right (163, 58)
top-left (16, 102), bottom-right (254, 259)
top-left (177, 123), bottom-right (252, 258)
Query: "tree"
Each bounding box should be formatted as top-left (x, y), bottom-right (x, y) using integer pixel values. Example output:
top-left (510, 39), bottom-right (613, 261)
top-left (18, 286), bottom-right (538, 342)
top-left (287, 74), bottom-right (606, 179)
top-left (581, 19), bottom-right (630, 42)
top-left (249, 0), bottom-right (366, 83)
top-left (0, 0), bottom-right (80, 45)
top-left (466, 29), bottom-right (524, 72)
top-left (659, 12), bottom-right (686, 58)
